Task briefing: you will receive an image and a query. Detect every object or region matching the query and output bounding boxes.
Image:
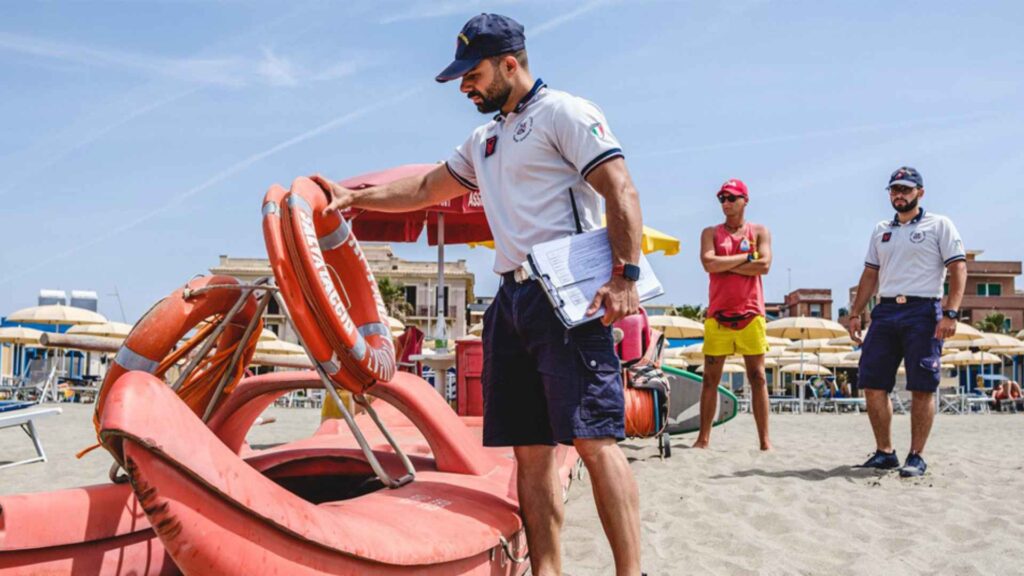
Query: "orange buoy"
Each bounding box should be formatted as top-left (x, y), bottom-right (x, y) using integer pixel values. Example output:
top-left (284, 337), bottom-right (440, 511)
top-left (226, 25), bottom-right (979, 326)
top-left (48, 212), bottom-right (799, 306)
top-left (93, 275), bottom-right (260, 434)
top-left (276, 177), bottom-right (395, 392)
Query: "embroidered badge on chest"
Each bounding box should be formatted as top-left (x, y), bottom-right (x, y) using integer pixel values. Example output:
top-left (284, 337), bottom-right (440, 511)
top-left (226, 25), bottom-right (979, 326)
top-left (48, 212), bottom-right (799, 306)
top-left (739, 238), bottom-right (750, 252)
top-left (882, 232), bottom-right (892, 243)
top-left (910, 230), bottom-right (926, 244)
top-left (485, 135), bottom-right (498, 158)
top-left (513, 116), bottom-right (534, 142)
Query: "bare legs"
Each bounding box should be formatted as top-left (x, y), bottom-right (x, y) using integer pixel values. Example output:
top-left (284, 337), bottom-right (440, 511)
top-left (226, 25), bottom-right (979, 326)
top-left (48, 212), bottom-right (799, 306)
top-left (514, 445), bottom-right (563, 576)
top-left (909, 391), bottom-right (935, 454)
top-left (743, 354), bottom-right (772, 450)
top-left (865, 388), bottom-right (894, 453)
top-left (695, 354), bottom-right (771, 450)
top-left (574, 438), bottom-right (642, 576)
top-left (515, 440), bottom-right (641, 576)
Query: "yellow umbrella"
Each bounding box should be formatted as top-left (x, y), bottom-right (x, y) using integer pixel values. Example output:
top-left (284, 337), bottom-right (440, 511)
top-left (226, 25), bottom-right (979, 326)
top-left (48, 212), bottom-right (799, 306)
top-left (0, 326), bottom-right (45, 345)
top-left (67, 321), bottom-right (134, 339)
top-left (7, 304), bottom-right (107, 325)
top-left (255, 339), bottom-right (306, 355)
top-left (648, 315), bottom-right (704, 339)
top-left (468, 218), bottom-right (681, 257)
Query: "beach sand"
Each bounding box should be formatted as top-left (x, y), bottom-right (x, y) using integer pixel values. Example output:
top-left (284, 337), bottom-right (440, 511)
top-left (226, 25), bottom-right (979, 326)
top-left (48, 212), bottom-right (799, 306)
top-left (3, 405), bottom-right (1023, 575)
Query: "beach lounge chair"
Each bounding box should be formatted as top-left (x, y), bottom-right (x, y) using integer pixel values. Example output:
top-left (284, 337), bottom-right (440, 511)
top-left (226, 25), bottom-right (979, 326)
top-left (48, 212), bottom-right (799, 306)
top-left (0, 403), bottom-right (62, 469)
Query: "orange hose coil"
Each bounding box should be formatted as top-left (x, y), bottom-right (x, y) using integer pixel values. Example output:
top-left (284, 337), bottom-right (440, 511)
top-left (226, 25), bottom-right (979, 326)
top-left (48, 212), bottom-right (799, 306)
top-left (624, 387), bottom-right (657, 438)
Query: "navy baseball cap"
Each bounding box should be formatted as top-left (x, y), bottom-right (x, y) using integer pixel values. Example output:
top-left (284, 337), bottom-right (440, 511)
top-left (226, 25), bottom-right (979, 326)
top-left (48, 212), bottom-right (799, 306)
top-left (435, 14), bottom-right (525, 83)
top-left (887, 166), bottom-right (924, 189)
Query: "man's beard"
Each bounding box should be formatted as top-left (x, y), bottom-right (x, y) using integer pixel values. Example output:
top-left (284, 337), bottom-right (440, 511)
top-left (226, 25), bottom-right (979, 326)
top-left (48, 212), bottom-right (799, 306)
top-left (468, 75), bottom-right (512, 114)
top-left (892, 197), bottom-right (919, 213)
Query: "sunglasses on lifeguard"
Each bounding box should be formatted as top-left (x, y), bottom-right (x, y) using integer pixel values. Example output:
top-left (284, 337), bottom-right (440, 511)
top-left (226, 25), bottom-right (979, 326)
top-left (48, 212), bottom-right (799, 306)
top-left (718, 194), bottom-right (742, 204)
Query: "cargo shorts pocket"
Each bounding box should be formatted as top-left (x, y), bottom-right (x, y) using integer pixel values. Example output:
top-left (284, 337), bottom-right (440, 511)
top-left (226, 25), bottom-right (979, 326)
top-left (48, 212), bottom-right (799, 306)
top-left (576, 343), bottom-right (623, 420)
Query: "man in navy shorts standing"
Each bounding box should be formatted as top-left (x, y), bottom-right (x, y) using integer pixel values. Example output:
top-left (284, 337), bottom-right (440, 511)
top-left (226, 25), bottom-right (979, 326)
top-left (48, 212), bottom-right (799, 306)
top-left (847, 166), bottom-right (966, 477)
top-left (312, 14), bottom-right (643, 575)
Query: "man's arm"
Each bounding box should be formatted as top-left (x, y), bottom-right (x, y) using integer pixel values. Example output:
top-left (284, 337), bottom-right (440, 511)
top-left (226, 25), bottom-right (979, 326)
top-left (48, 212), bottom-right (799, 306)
top-left (583, 157), bottom-right (641, 325)
top-left (731, 224), bottom-right (772, 276)
top-left (312, 164), bottom-right (470, 215)
top-left (936, 259), bottom-right (967, 339)
top-left (700, 227), bottom-right (747, 273)
top-left (847, 266), bottom-right (879, 345)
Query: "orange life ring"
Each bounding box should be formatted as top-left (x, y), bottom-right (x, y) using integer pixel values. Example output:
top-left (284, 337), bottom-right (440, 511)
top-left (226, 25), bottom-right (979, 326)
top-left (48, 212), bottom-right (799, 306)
top-left (262, 184), bottom-right (363, 391)
top-left (275, 177), bottom-right (396, 391)
top-left (93, 276), bottom-right (260, 434)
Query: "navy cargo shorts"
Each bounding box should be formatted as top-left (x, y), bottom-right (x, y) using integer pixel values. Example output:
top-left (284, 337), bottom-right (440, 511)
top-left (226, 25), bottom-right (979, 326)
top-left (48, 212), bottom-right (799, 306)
top-left (481, 273), bottom-right (625, 446)
top-left (858, 300), bottom-right (943, 393)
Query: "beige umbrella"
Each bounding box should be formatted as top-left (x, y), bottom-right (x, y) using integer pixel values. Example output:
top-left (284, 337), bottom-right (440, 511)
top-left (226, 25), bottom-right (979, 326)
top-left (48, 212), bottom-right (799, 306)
top-left (815, 352), bottom-right (849, 367)
top-left (784, 338), bottom-right (852, 353)
top-left (991, 345), bottom-right (1024, 356)
top-left (255, 339), bottom-right (306, 355)
top-left (1017, 329), bottom-right (1024, 340)
top-left (968, 333), bottom-right (1023, 350)
top-left (696, 362), bottom-right (747, 374)
top-left (67, 321), bottom-right (133, 340)
top-left (677, 342), bottom-right (706, 362)
top-left (766, 317), bottom-right (848, 340)
top-left (764, 346), bottom-right (790, 358)
top-left (779, 362), bottom-right (831, 376)
top-left (663, 357), bottom-right (689, 369)
top-left (948, 350), bottom-right (1002, 366)
top-left (946, 322), bottom-right (983, 342)
top-left (259, 328), bottom-right (279, 342)
top-left (384, 315), bottom-right (405, 337)
top-left (0, 326), bottom-right (45, 345)
top-left (7, 304), bottom-right (107, 325)
top-left (837, 359), bottom-right (860, 369)
top-left (726, 356), bottom-right (778, 369)
top-left (765, 335), bottom-right (792, 347)
top-left (942, 339), bottom-right (972, 350)
top-left (468, 322), bottom-right (483, 337)
top-left (648, 315), bottom-right (705, 339)
top-left (827, 331), bottom-right (869, 347)
top-left (843, 350), bottom-right (862, 362)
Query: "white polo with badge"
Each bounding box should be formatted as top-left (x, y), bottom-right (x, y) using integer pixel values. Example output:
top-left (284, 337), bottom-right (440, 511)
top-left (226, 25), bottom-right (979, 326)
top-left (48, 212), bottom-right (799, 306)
top-left (864, 209), bottom-right (966, 298)
top-left (445, 79), bottom-right (624, 274)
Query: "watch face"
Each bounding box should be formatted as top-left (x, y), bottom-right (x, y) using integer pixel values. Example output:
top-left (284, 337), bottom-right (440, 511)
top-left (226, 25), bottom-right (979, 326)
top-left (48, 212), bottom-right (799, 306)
top-left (623, 264), bottom-right (641, 281)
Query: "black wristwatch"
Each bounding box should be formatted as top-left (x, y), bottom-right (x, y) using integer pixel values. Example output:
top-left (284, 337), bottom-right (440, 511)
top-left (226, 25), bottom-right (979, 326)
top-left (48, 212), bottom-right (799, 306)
top-left (613, 263), bottom-right (641, 282)
top-left (942, 309), bottom-right (959, 320)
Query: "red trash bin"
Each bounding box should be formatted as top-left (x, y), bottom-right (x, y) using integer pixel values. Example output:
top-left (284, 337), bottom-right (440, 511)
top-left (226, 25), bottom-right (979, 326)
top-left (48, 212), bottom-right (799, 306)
top-left (456, 337), bottom-right (484, 416)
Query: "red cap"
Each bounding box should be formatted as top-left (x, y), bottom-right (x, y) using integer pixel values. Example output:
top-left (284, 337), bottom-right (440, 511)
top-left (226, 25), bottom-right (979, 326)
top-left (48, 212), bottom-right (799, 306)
top-left (718, 178), bottom-right (748, 198)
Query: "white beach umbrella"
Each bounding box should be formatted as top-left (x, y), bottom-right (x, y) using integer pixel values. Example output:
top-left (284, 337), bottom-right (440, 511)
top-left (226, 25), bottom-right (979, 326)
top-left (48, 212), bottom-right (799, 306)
top-left (663, 357), bottom-right (689, 369)
top-left (468, 322), bottom-right (483, 337)
top-left (67, 321), bottom-right (133, 340)
top-left (648, 315), bottom-right (705, 339)
top-left (948, 350), bottom-right (1002, 366)
top-left (7, 305), bottom-right (107, 326)
top-left (255, 339), bottom-right (306, 355)
top-left (946, 322), bottom-right (983, 342)
top-left (696, 363), bottom-right (747, 374)
top-left (968, 333), bottom-right (1023, 350)
top-left (765, 335), bottom-right (792, 347)
top-left (779, 362), bottom-right (831, 376)
top-left (0, 326), bottom-right (45, 345)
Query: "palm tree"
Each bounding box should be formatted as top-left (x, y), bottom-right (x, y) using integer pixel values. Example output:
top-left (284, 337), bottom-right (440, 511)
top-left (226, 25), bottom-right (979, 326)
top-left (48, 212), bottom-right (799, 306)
top-left (673, 304), bottom-right (706, 321)
top-left (376, 277), bottom-right (411, 320)
top-left (975, 312), bottom-right (1009, 334)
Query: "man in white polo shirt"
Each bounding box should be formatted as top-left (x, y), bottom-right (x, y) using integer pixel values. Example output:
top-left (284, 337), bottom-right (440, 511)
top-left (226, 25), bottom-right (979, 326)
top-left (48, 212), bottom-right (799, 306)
top-left (311, 14), bottom-right (643, 575)
top-left (848, 166), bottom-right (966, 478)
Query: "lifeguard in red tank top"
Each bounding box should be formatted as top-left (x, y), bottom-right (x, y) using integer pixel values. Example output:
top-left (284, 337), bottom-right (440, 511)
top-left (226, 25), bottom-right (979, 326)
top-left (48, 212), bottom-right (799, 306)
top-left (708, 222), bottom-right (766, 326)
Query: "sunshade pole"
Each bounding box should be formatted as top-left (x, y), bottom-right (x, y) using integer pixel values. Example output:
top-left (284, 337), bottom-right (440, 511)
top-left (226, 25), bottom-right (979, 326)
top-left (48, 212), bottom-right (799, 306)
top-left (434, 213), bottom-right (448, 350)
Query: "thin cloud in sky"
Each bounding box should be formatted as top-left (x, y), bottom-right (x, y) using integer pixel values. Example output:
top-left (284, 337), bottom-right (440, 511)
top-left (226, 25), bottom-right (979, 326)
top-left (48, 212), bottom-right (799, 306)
top-left (633, 110), bottom-right (1001, 159)
top-left (0, 31), bottom-right (375, 88)
top-left (0, 87), bottom-right (423, 287)
top-left (532, 0), bottom-right (616, 37)
top-left (380, 0), bottom-right (523, 24)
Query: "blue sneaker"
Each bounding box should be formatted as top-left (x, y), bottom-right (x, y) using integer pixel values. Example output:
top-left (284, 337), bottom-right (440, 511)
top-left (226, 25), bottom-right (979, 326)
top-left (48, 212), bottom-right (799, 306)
top-left (899, 452), bottom-right (927, 477)
top-left (858, 450), bottom-right (900, 469)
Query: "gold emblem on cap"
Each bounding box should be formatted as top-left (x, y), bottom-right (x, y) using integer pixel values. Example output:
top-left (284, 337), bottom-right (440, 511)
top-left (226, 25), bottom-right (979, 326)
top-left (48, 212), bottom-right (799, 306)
top-left (459, 33), bottom-right (470, 45)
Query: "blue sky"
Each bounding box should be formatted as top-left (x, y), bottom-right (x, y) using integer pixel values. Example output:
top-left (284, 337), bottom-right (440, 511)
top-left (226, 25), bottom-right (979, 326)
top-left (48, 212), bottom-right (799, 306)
top-left (2, 1), bottom-right (1022, 322)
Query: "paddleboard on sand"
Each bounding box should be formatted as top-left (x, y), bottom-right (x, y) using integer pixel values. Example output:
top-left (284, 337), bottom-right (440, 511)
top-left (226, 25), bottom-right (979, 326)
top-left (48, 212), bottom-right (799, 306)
top-left (662, 365), bottom-right (738, 435)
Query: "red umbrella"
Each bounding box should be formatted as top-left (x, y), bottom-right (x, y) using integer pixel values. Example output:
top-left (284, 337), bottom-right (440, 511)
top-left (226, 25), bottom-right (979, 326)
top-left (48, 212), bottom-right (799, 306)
top-left (337, 164), bottom-right (491, 344)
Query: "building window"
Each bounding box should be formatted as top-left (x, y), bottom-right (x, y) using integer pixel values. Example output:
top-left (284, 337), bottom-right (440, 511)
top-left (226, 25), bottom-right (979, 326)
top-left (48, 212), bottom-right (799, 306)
top-left (809, 303), bottom-right (822, 318)
top-left (403, 286), bottom-right (417, 309)
top-left (976, 283), bottom-right (1002, 296)
top-left (1004, 318), bottom-right (1012, 332)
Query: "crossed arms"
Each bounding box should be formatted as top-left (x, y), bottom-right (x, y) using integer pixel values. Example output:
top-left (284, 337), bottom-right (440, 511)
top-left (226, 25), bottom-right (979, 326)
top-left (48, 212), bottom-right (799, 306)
top-left (699, 224), bottom-right (772, 276)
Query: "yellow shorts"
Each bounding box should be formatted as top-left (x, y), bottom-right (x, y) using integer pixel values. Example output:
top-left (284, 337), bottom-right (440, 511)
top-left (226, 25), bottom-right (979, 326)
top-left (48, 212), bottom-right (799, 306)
top-left (702, 316), bottom-right (769, 357)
